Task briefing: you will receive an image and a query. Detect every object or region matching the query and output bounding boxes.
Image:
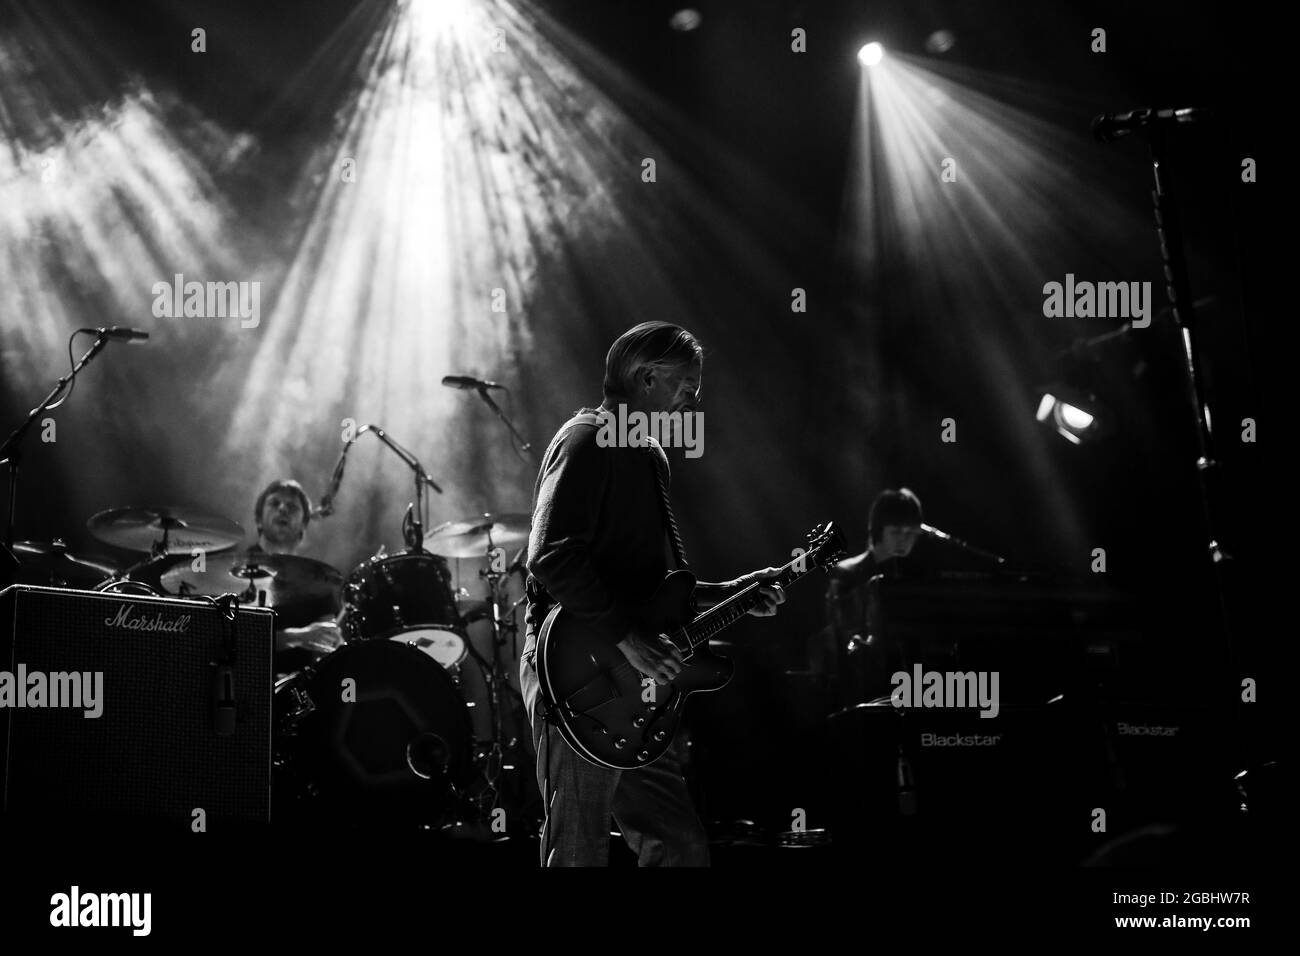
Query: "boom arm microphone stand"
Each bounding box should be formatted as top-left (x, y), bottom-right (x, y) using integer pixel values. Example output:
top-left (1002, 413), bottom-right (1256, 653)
top-left (342, 426), bottom-right (444, 551)
top-left (1094, 108), bottom-right (1234, 647)
top-left (1, 329), bottom-right (129, 563)
top-left (1094, 107), bottom-right (1248, 793)
top-left (473, 385), bottom-right (536, 464)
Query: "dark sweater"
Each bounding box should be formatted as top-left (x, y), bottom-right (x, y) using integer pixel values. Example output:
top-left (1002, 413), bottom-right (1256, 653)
top-left (523, 409), bottom-right (674, 656)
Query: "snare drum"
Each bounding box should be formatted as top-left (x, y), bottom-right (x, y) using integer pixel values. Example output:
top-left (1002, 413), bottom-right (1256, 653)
top-left (341, 550), bottom-right (467, 668)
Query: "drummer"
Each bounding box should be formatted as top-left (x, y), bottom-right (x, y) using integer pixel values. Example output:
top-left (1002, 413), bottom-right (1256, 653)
top-left (249, 479), bottom-right (344, 672)
top-left (251, 479), bottom-right (314, 557)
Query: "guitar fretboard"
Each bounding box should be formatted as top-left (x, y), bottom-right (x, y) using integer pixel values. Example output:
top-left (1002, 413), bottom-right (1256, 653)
top-left (679, 555), bottom-right (816, 650)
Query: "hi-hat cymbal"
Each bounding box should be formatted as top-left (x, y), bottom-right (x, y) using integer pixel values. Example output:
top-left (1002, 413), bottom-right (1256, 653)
top-left (87, 506), bottom-right (244, 554)
top-left (13, 540), bottom-right (119, 586)
top-left (160, 551), bottom-right (342, 602)
top-left (425, 513), bottom-right (530, 558)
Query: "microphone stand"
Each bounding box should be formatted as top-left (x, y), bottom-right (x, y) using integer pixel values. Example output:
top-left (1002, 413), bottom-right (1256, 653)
top-left (1135, 119), bottom-right (1235, 649)
top-left (471, 386), bottom-right (536, 463)
top-left (921, 526), bottom-right (1006, 566)
top-left (0, 329), bottom-right (117, 556)
top-left (313, 421), bottom-right (380, 520)
top-left (362, 426), bottom-right (444, 551)
top-left (1103, 110), bottom-right (1246, 800)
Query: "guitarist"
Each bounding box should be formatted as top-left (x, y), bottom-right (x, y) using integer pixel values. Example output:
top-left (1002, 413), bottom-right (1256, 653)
top-left (521, 321), bottom-right (785, 867)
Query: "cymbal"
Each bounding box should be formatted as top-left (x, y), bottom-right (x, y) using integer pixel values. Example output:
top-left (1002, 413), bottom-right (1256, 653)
top-left (425, 513), bottom-right (530, 558)
top-left (160, 551), bottom-right (342, 604)
top-left (13, 540), bottom-right (119, 586)
top-left (87, 506), bottom-right (244, 554)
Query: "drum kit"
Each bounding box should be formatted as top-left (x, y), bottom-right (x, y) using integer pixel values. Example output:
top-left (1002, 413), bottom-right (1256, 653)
top-left (10, 502), bottom-right (537, 835)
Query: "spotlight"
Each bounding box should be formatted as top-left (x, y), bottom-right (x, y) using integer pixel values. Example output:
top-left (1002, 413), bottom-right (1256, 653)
top-left (670, 9), bottom-right (702, 32)
top-left (858, 42), bottom-right (884, 67)
top-left (1036, 389), bottom-right (1104, 444)
top-left (925, 30), bottom-right (956, 54)
top-left (1057, 402), bottom-right (1094, 431)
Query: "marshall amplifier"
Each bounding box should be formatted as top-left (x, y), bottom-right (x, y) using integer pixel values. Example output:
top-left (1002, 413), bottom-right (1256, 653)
top-left (1, 584), bottom-right (272, 826)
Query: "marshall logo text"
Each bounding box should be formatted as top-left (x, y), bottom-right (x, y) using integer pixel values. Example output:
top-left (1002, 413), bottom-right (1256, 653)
top-left (105, 604), bottom-right (192, 633)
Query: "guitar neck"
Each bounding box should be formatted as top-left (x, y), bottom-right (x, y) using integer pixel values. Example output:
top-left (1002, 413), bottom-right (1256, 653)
top-left (681, 556), bottom-right (814, 651)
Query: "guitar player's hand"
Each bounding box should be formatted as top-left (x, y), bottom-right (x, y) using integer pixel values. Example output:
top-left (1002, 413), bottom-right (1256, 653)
top-left (617, 631), bottom-right (684, 685)
top-left (736, 567), bottom-right (786, 617)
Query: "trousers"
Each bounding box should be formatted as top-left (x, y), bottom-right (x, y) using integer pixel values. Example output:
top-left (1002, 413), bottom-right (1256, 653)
top-left (520, 651), bottom-right (710, 867)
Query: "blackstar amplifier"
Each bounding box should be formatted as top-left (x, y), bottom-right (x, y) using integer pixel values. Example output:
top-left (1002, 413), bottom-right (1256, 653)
top-left (0, 585), bottom-right (272, 826)
top-left (826, 700), bottom-right (1094, 863)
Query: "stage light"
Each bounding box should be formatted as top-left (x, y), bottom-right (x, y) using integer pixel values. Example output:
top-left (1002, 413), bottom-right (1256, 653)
top-left (1057, 402), bottom-right (1094, 431)
top-left (1037, 390), bottom-right (1101, 444)
top-left (670, 9), bottom-right (703, 32)
top-left (858, 43), bottom-right (884, 67)
top-left (925, 30), bottom-right (956, 55)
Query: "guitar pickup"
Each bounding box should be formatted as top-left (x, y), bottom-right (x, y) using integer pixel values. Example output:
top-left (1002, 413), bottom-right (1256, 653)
top-left (562, 670), bottom-right (623, 717)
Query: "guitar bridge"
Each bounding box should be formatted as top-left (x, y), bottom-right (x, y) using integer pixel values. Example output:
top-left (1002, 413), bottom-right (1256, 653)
top-left (640, 687), bottom-right (679, 738)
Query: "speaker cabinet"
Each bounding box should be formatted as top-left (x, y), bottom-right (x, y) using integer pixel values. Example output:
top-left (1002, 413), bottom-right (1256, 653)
top-left (1, 585), bottom-right (272, 826)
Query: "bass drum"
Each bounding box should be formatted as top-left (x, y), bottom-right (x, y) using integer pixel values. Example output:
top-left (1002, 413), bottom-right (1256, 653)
top-left (273, 640), bottom-right (474, 827)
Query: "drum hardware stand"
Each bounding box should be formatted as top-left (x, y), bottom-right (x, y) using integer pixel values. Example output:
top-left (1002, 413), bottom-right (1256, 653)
top-left (446, 533), bottom-right (530, 826)
top-left (95, 517), bottom-right (180, 591)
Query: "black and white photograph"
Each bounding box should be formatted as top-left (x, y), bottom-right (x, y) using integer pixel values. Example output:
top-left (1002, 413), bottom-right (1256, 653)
top-left (0, 0), bottom-right (1274, 935)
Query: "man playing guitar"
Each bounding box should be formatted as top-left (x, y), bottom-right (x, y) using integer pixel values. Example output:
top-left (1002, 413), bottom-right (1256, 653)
top-left (521, 321), bottom-right (785, 867)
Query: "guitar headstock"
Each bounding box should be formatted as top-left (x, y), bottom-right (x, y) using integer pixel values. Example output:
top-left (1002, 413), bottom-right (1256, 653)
top-left (802, 522), bottom-right (846, 570)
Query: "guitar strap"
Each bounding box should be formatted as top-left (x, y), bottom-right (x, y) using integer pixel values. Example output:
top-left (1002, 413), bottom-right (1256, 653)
top-left (647, 438), bottom-right (689, 571)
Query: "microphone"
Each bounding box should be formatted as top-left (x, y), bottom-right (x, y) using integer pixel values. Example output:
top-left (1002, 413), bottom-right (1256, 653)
top-left (95, 327), bottom-right (150, 342)
top-left (1090, 107), bottom-right (1208, 142)
top-left (919, 523), bottom-right (950, 541)
top-left (314, 455), bottom-right (346, 518)
top-left (441, 375), bottom-right (504, 391)
top-left (314, 427), bottom-right (368, 518)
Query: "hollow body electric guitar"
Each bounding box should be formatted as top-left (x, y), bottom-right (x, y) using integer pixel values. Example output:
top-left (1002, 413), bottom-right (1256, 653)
top-left (536, 523), bottom-right (845, 769)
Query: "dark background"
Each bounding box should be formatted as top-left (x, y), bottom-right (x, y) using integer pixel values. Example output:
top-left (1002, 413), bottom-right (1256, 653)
top-left (1, 0), bottom-right (1273, 837)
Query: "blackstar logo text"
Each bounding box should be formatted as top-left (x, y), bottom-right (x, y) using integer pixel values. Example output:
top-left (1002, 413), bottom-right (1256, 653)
top-left (105, 605), bottom-right (192, 633)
